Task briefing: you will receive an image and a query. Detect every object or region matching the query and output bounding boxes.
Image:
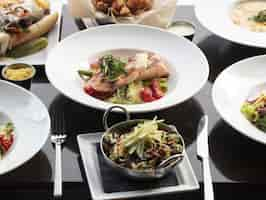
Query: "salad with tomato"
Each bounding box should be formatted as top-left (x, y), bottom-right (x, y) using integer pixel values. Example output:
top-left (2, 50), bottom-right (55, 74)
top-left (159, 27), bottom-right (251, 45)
top-left (0, 122), bottom-right (14, 159)
top-left (78, 51), bottom-right (169, 104)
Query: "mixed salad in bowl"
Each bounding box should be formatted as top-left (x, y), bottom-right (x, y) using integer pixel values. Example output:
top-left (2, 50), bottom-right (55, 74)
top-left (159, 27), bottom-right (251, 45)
top-left (102, 118), bottom-right (184, 171)
top-left (241, 93), bottom-right (266, 132)
top-left (78, 51), bottom-right (169, 104)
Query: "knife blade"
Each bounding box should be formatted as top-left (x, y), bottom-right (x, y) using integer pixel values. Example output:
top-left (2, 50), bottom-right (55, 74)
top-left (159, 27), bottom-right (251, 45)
top-left (197, 115), bottom-right (209, 158)
top-left (197, 115), bottom-right (214, 200)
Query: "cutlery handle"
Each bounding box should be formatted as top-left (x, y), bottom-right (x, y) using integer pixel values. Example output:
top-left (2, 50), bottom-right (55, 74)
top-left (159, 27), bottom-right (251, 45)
top-left (54, 143), bottom-right (62, 197)
top-left (203, 158), bottom-right (214, 200)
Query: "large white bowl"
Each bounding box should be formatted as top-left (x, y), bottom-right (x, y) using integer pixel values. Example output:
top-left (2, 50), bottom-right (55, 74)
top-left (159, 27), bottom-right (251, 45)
top-left (46, 24), bottom-right (209, 113)
top-left (195, 0), bottom-right (266, 48)
top-left (0, 80), bottom-right (50, 174)
top-left (212, 55), bottom-right (266, 145)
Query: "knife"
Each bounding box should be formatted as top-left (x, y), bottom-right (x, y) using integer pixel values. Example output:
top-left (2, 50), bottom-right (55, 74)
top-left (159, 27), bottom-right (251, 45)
top-left (197, 115), bottom-right (214, 200)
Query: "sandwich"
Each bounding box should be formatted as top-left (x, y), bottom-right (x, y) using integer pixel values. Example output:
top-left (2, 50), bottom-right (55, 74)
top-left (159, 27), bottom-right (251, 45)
top-left (0, 0), bottom-right (58, 56)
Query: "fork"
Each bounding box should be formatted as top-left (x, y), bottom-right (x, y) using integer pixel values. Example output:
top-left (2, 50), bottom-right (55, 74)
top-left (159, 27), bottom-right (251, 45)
top-left (50, 110), bottom-right (67, 198)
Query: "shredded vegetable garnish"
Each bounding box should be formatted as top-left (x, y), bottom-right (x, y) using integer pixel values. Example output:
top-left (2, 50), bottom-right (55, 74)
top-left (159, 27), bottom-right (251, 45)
top-left (241, 93), bottom-right (266, 132)
top-left (103, 118), bottom-right (183, 170)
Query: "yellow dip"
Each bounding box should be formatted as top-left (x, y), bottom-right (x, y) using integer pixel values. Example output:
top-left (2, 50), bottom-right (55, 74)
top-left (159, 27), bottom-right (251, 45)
top-left (4, 66), bottom-right (34, 81)
top-left (231, 0), bottom-right (266, 32)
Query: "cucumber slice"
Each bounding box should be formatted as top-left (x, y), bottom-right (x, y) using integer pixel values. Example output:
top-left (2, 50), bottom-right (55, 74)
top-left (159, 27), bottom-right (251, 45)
top-left (7, 37), bottom-right (48, 58)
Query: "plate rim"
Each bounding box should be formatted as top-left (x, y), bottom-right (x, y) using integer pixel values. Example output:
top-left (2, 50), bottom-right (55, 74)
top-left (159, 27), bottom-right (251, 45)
top-left (212, 54), bottom-right (266, 145)
top-left (0, 80), bottom-right (51, 175)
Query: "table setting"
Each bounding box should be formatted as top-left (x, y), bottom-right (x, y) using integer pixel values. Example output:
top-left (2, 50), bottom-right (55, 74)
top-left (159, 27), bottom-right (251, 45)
top-left (1, 0), bottom-right (266, 200)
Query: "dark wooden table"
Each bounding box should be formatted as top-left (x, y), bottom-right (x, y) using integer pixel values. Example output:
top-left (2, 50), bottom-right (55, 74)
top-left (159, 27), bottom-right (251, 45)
top-left (1, 5), bottom-right (266, 200)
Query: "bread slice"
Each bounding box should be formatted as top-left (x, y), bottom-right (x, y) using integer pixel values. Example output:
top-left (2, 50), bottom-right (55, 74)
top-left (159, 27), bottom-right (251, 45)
top-left (9, 12), bottom-right (59, 48)
top-left (0, 32), bottom-right (11, 56)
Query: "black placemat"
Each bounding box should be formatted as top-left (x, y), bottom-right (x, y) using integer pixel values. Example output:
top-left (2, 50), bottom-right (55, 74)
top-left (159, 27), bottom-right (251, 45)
top-left (95, 143), bottom-right (179, 193)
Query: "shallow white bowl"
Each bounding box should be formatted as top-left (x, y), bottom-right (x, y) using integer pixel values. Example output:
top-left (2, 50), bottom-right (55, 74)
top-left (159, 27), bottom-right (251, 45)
top-left (212, 55), bottom-right (266, 145)
top-left (0, 80), bottom-right (50, 174)
top-left (195, 0), bottom-right (266, 48)
top-left (46, 24), bottom-right (209, 113)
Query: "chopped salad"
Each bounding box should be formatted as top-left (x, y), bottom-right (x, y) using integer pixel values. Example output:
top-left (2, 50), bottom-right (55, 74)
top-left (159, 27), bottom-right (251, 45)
top-left (0, 122), bottom-right (14, 159)
top-left (78, 51), bottom-right (169, 104)
top-left (102, 118), bottom-right (183, 170)
top-left (241, 93), bottom-right (266, 132)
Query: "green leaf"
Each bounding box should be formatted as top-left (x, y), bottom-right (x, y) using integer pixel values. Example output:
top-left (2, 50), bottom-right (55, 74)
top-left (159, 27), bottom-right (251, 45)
top-left (99, 55), bottom-right (127, 81)
top-left (241, 103), bottom-right (259, 122)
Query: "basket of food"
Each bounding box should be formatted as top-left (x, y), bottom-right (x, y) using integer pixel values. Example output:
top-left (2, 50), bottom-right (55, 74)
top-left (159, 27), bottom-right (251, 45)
top-left (69, 0), bottom-right (177, 28)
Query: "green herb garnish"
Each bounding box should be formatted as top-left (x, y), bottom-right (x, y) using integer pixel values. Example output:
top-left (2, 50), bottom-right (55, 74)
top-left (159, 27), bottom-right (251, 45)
top-left (99, 55), bottom-right (127, 81)
top-left (78, 70), bottom-right (93, 81)
top-left (0, 122), bottom-right (14, 135)
top-left (241, 93), bottom-right (266, 132)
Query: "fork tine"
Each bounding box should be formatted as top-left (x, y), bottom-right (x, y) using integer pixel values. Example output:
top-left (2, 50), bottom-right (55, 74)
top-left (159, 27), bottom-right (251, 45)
top-left (50, 106), bottom-right (56, 133)
top-left (61, 111), bottom-right (65, 134)
top-left (49, 102), bottom-right (67, 136)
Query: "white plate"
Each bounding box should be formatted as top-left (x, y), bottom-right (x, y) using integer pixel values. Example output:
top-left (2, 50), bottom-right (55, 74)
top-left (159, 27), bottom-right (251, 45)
top-left (0, 2), bottom-right (63, 66)
top-left (77, 132), bottom-right (199, 200)
top-left (0, 80), bottom-right (50, 174)
top-left (212, 55), bottom-right (266, 145)
top-left (195, 0), bottom-right (266, 48)
top-left (46, 24), bottom-right (209, 113)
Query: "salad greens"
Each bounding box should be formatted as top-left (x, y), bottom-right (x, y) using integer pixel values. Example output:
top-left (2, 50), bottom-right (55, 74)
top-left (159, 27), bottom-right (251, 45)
top-left (78, 70), bottom-right (94, 81)
top-left (99, 55), bottom-right (127, 81)
top-left (103, 118), bottom-right (183, 170)
top-left (107, 81), bottom-right (143, 104)
top-left (241, 93), bottom-right (266, 132)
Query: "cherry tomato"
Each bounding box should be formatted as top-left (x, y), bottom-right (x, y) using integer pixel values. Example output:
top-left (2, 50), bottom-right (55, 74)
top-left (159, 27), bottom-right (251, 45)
top-left (84, 85), bottom-right (112, 99)
top-left (140, 87), bottom-right (156, 102)
top-left (151, 79), bottom-right (164, 99)
top-left (84, 85), bottom-right (96, 96)
top-left (0, 134), bottom-right (13, 152)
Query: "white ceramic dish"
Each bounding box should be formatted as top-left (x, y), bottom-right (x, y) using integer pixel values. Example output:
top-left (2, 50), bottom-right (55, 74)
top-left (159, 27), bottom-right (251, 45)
top-left (0, 1), bottom-right (63, 66)
top-left (46, 24), bottom-right (209, 113)
top-left (0, 80), bottom-right (50, 174)
top-left (77, 132), bottom-right (199, 200)
top-left (212, 55), bottom-right (266, 145)
top-left (195, 0), bottom-right (266, 48)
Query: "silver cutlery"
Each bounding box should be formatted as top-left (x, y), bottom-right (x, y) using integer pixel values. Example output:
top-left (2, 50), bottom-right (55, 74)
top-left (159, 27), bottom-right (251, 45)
top-left (51, 111), bottom-right (67, 198)
top-left (197, 115), bottom-right (214, 200)
top-left (157, 153), bottom-right (184, 169)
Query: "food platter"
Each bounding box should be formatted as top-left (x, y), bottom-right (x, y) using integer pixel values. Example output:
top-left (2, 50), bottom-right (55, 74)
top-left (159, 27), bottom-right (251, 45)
top-left (212, 55), bottom-right (266, 145)
top-left (0, 1), bottom-right (63, 66)
top-left (46, 24), bottom-right (209, 113)
top-left (195, 0), bottom-right (266, 48)
top-left (0, 80), bottom-right (50, 174)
